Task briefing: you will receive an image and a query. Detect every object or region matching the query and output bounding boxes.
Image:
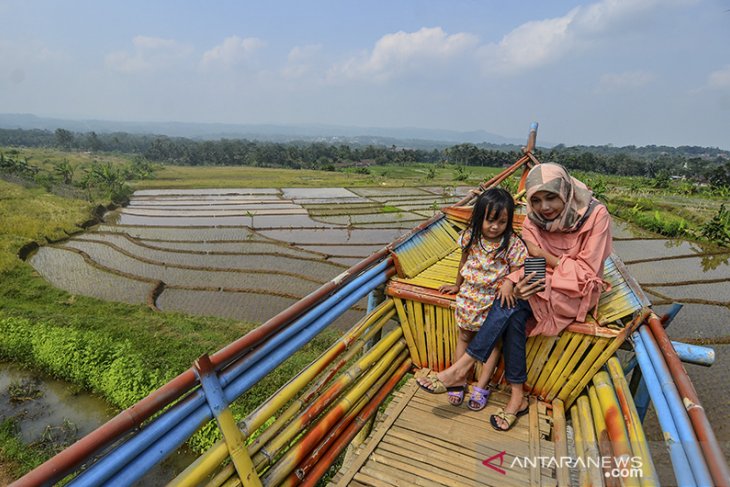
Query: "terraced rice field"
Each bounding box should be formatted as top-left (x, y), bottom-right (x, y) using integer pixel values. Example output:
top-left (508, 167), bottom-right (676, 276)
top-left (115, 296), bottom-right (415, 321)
top-left (29, 186), bottom-right (466, 326)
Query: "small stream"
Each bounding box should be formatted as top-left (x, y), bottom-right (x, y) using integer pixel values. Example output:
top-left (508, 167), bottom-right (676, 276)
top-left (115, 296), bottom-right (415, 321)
top-left (0, 363), bottom-right (198, 485)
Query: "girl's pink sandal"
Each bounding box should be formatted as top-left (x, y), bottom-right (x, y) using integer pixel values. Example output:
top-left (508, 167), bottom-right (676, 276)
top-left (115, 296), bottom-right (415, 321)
top-left (467, 386), bottom-right (491, 411)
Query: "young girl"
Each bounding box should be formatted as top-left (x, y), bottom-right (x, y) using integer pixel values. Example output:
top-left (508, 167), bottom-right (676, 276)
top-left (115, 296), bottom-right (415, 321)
top-left (432, 187), bottom-right (528, 410)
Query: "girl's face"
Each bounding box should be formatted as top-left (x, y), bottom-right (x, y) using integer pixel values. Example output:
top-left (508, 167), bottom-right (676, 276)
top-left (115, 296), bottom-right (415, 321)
top-left (481, 208), bottom-right (509, 241)
top-left (529, 191), bottom-right (565, 221)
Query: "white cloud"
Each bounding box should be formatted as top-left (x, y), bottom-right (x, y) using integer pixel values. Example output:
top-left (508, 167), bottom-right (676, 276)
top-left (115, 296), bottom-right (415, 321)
top-left (105, 36), bottom-right (190, 74)
top-left (281, 44), bottom-right (322, 79)
top-left (328, 27), bottom-right (478, 82)
top-left (478, 0), bottom-right (685, 76)
top-left (596, 70), bottom-right (654, 92)
top-left (708, 66), bottom-right (730, 90)
top-left (200, 36), bottom-right (265, 69)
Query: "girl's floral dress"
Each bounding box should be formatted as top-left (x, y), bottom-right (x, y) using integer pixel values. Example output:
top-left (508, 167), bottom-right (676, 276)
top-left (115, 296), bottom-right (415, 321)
top-left (455, 231), bottom-right (528, 332)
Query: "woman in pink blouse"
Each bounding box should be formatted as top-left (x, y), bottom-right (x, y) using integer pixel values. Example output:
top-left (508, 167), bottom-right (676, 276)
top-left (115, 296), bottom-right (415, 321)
top-left (417, 162), bottom-right (612, 431)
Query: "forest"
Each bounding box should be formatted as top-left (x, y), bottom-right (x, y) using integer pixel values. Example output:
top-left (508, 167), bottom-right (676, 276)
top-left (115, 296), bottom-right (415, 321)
top-left (0, 127), bottom-right (728, 187)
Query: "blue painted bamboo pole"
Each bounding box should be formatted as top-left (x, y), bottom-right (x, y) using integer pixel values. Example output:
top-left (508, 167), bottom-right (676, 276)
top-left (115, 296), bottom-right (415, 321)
top-left (70, 263), bottom-right (390, 486)
top-left (632, 331), bottom-right (696, 487)
top-left (639, 326), bottom-right (713, 486)
top-left (670, 341), bottom-right (715, 366)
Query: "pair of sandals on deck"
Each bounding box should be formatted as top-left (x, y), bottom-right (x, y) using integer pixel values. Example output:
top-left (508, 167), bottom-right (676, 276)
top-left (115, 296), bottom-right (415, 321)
top-left (415, 368), bottom-right (529, 431)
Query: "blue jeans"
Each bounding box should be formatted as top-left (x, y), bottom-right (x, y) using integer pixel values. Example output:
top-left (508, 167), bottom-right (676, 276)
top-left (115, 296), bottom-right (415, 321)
top-left (465, 299), bottom-right (532, 384)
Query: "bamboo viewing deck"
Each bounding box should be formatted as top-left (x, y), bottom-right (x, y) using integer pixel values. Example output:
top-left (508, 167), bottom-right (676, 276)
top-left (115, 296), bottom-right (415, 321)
top-left (332, 380), bottom-right (556, 487)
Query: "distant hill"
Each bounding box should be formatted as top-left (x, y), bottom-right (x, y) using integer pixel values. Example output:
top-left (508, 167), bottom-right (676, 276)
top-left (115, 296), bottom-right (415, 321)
top-left (0, 113), bottom-right (529, 149)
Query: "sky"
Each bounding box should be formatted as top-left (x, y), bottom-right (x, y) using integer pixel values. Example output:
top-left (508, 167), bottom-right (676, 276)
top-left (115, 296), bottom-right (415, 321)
top-left (1, 0), bottom-right (729, 149)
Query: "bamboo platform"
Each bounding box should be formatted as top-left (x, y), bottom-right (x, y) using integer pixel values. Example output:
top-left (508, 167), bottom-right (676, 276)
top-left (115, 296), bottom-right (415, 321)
top-left (332, 379), bottom-right (557, 487)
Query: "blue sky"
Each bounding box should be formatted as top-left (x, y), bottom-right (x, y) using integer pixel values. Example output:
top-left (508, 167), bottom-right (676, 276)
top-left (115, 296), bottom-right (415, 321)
top-left (1, 0), bottom-right (729, 148)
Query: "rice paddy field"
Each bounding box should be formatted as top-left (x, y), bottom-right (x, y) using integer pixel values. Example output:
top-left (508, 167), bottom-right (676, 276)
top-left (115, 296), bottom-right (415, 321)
top-left (28, 186), bottom-right (469, 326)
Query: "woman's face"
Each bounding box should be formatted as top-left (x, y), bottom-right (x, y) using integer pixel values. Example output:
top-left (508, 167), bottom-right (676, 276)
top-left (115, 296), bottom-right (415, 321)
top-left (529, 191), bottom-right (565, 221)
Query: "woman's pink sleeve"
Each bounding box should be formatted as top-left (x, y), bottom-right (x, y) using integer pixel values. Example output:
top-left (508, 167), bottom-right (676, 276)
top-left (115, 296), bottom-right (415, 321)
top-left (551, 206), bottom-right (612, 297)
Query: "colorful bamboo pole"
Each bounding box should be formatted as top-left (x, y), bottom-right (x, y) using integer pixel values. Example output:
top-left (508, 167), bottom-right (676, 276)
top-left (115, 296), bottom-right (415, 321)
top-left (570, 404), bottom-right (590, 487)
top-left (646, 315), bottom-right (730, 487)
top-left (639, 326), bottom-right (713, 486)
top-left (287, 356), bottom-right (411, 485)
top-left (588, 386), bottom-right (620, 487)
top-left (14, 251), bottom-right (395, 487)
top-left (171, 302), bottom-right (396, 487)
top-left (296, 360), bottom-right (411, 487)
top-left (577, 395), bottom-right (604, 487)
top-left (69, 266), bottom-right (392, 486)
top-left (592, 370), bottom-right (640, 487)
top-left (631, 331), bottom-right (696, 487)
top-left (605, 357), bottom-right (659, 487)
top-left (251, 330), bottom-right (405, 471)
top-left (261, 346), bottom-right (408, 485)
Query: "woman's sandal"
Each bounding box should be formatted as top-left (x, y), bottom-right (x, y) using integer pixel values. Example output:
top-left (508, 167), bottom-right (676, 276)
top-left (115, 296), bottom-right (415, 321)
top-left (467, 386), bottom-right (491, 411)
top-left (489, 404), bottom-right (529, 431)
top-left (415, 369), bottom-right (464, 395)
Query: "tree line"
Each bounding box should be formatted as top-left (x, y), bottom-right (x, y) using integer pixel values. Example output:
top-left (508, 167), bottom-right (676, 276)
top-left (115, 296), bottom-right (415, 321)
top-left (0, 127), bottom-right (728, 187)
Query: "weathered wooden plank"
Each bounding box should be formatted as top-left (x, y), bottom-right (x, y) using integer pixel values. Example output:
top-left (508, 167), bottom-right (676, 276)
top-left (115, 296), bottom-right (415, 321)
top-left (528, 396), bottom-right (541, 487)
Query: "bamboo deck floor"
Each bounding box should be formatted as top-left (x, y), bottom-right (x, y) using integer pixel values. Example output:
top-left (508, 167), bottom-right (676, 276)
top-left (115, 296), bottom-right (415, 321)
top-left (332, 379), bottom-right (557, 487)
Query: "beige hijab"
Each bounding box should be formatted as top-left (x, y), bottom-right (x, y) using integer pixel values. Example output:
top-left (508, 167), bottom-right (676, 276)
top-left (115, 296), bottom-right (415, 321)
top-left (526, 163), bottom-right (597, 233)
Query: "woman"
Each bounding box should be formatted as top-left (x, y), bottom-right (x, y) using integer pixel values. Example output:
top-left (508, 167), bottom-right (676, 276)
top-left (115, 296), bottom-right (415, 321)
top-left (416, 162), bottom-right (612, 431)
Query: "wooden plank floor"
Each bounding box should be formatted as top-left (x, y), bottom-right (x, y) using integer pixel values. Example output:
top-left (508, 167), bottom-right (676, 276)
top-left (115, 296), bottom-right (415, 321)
top-left (333, 379), bottom-right (557, 487)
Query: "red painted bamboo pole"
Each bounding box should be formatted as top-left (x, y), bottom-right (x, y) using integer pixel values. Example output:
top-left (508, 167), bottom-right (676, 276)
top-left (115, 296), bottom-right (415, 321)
top-left (296, 359), bottom-right (412, 487)
top-left (646, 315), bottom-right (730, 487)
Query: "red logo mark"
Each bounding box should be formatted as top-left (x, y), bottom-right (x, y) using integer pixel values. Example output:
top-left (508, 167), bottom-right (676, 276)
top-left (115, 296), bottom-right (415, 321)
top-left (482, 450), bottom-right (507, 475)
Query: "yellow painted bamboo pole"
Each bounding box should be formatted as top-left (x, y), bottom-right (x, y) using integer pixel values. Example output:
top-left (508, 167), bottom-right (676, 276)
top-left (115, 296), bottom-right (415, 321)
top-left (261, 346), bottom-right (408, 485)
top-left (571, 404), bottom-right (590, 487)
top-left (200, 334), bottom-right (405, 487)
top-left (606, 357), bottom-right (659, 487)
top-left (527, 336), bottom-right (558, 389)
top-left (412, 300), bottom-right (429, 367)
top-left (532, 332), bottom-right (572, 396)
top-left (577, 396), bottom-right (605, 487)
top-left (525, 335), bottom-right (544, 371)
top-left (552, 399), bottom-right (571, 487)
top-left (170, 302), bottom-right (396, 487)
top-left (558, 337), bottom-right (610, 406)
top-left (545, 336), bottom-right (595, 402)
top-left (538, 333), bottom-right (583, 399)
top-left (592, 371), bottom-right (640, 487)
top-left (251, 334), bottom-right (405, 471)
top-left (589, 386), bottom-right (620, 487)
top-left (562, 308), bottom-right (651, 408)
top-left (393, 297), bottom-right (421, 366)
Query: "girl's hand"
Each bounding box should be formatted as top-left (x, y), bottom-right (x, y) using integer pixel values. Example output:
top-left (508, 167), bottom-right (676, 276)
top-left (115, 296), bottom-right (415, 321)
top-left (513, 272), bottom-right (546, 300)
top-left (439, 284), bottom-right (460, 294)
top-left (497, 281), bottom-right (516, 308)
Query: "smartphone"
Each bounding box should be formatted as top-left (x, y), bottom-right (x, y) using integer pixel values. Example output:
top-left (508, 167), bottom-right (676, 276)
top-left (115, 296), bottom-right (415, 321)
top-left (524, 257), bottom-right (546, 285)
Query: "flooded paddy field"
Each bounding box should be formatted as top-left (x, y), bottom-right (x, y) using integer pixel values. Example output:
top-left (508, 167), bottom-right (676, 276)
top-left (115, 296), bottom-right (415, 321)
top-left (24, 186), bottom-right (730, 483)
top-left (28, 187), bottom-right (453, 328)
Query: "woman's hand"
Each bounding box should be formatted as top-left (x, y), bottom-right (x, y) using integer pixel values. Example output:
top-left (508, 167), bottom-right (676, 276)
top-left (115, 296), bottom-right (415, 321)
top-left (526, 241), bottom-right (560, 268)
top-left (439, 283), bottom-right (460, 294)
top-left (513, 272), bottom-right (546, 300)
top-left (497, 280), bottom-right (516, 308)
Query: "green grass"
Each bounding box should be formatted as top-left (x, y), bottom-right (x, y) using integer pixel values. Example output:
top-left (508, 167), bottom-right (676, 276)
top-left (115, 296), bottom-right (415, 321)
top-left (131, 163), bottom-right (503, 189)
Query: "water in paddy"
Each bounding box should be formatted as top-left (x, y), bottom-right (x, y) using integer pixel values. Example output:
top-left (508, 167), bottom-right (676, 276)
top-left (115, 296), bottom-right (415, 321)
top-left (0, 363), bottom-right (197, 485)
